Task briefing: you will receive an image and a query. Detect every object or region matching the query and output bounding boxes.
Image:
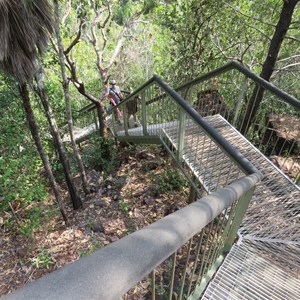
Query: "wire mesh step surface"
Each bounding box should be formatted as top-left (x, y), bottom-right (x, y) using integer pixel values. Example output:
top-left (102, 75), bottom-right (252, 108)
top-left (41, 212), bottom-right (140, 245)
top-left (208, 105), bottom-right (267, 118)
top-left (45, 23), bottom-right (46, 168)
top-left (202, 115), bottom-right (300, 242)
top-left (115, 114), bottom-right (300, 243)
top-left (114, 114), bottom-right (300, 299)
top-left (158, 115), bottom-right (299, 241)
top-left (201, 240), bottom-right (300, 300)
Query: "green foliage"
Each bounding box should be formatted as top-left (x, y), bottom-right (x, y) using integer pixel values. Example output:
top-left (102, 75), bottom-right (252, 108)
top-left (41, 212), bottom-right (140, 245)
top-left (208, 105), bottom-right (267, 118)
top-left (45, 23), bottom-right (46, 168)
top-left (119, 200), bottom-right (129, 212)
top-left (156, 286), bottom-right (167, 297)
top-left (3, 206), bottom-right (44, 237)
top-left (0, 77), bottom-right (48, 210)
top-left (152, 169), bottom-right (188, 193)
top-left (31, 246), bottom-right (54, 269)
top-left (19, 207), bottom-right (44, 237)
top-left (81, 136), bottom-right (119, 176)
top-left (0, 153), bottom-right (48, 210)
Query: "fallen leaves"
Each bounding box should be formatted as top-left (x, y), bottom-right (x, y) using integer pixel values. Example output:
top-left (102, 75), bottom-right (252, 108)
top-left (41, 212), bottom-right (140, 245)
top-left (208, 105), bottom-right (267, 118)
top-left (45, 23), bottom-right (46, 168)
top-left (0, 144), bottom-right (189, 297)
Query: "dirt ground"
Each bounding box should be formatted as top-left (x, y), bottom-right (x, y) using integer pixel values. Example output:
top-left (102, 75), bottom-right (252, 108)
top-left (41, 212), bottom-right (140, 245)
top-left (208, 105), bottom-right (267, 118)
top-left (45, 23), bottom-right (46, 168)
top-left (0, 143), bottom-right (189, 297)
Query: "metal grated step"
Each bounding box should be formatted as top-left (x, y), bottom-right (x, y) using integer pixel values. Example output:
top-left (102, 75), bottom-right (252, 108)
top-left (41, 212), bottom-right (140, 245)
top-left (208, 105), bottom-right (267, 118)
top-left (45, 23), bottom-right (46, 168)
top-left (201, 240), bottom-right (300, 300)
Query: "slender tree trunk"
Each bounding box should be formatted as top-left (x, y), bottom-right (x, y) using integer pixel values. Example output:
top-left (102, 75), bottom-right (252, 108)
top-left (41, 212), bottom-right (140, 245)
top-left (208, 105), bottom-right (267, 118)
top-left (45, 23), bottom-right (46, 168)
top-left (35, 66), bottom-right (82, 210)
top-left (53, 0), bottom-right (90, 194)
top-left (19, 83), bottom-right (69, 224)
top-left (96, 101), bottom-right (109, 139)
top-left (240, 0), bottom-right (299, 135)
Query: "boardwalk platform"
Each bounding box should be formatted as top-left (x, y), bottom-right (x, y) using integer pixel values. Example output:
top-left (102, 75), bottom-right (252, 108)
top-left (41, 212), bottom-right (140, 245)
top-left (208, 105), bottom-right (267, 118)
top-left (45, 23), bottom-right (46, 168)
top-left (115, 114), bottom-right (300, 299)
top-left (71, 113), bottom-right (300, 299)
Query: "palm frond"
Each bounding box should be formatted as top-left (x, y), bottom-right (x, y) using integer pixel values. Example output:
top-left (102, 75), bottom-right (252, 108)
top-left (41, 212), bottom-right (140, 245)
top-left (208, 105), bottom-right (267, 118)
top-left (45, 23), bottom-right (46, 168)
top-left (0, 0), bottom-right (53, 83)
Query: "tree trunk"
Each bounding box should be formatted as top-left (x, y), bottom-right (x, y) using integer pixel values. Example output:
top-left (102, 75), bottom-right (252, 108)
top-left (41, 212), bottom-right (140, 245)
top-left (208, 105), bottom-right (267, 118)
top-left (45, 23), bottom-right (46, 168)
top-left (19, 83), bottom-right (69, 224)
top-left (240, 0), bottom-right (299, 135)
top-left (53, 0), bottom-right (90, 194)
top-left (96, 101), bottom-right (108, 139)
top-left (35, 66), bottom-right (82, 210)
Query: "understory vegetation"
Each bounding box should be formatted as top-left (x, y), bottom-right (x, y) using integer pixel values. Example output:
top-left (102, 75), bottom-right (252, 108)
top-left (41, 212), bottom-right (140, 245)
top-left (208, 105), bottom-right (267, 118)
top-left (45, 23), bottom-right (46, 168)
top-left (0, 0), bottom-right (300, 296)
top-left (0, 142), bottom-right (189, 295)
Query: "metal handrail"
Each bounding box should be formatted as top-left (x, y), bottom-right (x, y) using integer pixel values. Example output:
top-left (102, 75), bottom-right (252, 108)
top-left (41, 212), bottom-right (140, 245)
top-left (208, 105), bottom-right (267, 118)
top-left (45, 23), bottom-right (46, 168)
top-left (152, 75), bottom-right (262, 178)
top-left (74, 61), bottom-right (300, 134)
top-left (73, 61), bottom-right (300, 184)
top-left (76, 61), bottom-right (300, 116)
top-left (176, 61), bottom-right (300, 109)
top-left (107, 74), bottom-right (262, 181)
top-left (3, 174), bottom-right (261, 300)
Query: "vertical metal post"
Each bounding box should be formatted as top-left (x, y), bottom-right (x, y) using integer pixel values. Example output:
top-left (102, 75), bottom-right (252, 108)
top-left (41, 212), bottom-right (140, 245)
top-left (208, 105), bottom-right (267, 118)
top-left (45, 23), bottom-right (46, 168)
top-left (188, 183), bottom-right (196, 204)
top-left (187, 175), bottom-right (198, 204)
top-left (177, 109), bottom-right (186, 162)
top-left (233, 75), bottom-right (248, 127)
top-left (168, 252), bottom-right (177, 300)
top-left (177, 85), bottom-right (193, 165)
top-left (151, 270), bottom-right (156, 300)
top-left (222, 186), bottom-right (256, 253)
top-left (141, 90), bottom-right (148, 135)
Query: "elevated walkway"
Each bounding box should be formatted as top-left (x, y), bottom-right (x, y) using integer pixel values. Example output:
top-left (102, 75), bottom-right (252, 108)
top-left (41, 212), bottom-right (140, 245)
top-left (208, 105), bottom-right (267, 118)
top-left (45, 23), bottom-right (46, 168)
top-left (112, 113), bottom-right (300, 299)
top-left (203, 240), bottom-right (300, 300)
top-left (106, 63), bottom-right (300, 299)
top-left (4, 62), bottom-right (300, 299)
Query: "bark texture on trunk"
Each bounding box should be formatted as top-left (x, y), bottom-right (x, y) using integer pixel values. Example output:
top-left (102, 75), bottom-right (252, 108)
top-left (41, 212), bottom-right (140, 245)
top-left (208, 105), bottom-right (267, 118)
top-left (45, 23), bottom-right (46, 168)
top-left (54, 0), bottom-right (90, 194)
top-left (35, 67), bottom-right (82, 210)
top-left (19, 83), bottom-right (69, 223)
top-left (96, 101), bottom-right (108, 139)
top-left (240, 0), bottom-right (299, 135)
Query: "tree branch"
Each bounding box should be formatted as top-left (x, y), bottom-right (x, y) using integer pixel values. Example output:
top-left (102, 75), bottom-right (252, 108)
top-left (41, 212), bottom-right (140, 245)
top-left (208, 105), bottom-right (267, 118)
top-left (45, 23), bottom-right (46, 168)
top-left (277, 54), bottom-right (300, 62)
top-left (275, 62), bottom-right (300, 70)
top-left (62, 0), bottom-right (72, 24)
top-left (222, 1), bottom-right (272, 41)
top-left (64, 17), bottom-right (86, 55)
top-left (285, 35), bottom-right (300, 42)
top-left (222, 1), bottom-right (276, 27)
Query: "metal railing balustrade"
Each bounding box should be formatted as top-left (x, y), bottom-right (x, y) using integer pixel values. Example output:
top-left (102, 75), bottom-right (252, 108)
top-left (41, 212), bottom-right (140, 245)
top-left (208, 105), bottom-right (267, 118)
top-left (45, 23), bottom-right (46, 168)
top-left (107, 75), bottom-right (261, 196)
top-left (3, 174), bottom-right (261, 300)
top-left (22, 61), bottom-right (298, 299)
top-left (175, 61), bottom-right (300, 184)
top-left (91, 61), bottom-right (300, 185)
top-left (106, 63), bottom-right (300, 242)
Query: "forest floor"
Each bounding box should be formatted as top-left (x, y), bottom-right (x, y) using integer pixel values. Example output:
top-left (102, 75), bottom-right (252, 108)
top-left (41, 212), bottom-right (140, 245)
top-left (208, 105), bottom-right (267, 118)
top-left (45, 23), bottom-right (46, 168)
top-left (0, 143), bottom-right (190, 297)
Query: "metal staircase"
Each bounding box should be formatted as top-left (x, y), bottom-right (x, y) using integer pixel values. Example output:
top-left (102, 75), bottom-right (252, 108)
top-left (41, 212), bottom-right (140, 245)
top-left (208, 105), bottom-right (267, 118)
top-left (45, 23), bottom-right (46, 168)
top-left (4, 62), bottom-right (300, 300)
top-left (104, 62), bottom-right (300, 299)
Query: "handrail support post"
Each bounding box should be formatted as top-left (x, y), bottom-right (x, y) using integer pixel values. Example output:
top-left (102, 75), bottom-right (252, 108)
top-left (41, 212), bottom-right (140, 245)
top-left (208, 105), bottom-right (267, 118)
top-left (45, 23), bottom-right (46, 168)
top-left (141, 90), bottom-right (148, 135)
top-left (177, 109), bottom-right (186, 162)
top-left (223, 186), bottom-right (256, 253)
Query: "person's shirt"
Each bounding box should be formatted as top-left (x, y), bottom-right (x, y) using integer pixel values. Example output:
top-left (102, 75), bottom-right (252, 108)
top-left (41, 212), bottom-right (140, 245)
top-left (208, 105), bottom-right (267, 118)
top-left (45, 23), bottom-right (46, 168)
top-left (109, 85), bottom-right (122, 104)
top-left (111, 85), bottom-right (121, 95)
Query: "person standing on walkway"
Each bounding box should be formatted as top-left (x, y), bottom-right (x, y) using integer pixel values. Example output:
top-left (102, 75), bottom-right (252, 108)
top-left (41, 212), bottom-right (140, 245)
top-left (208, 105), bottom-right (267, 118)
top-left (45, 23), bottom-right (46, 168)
top-left (108, 79), bottom-right (123, 119)
top-left (109, 79), bottom-right (123, 105)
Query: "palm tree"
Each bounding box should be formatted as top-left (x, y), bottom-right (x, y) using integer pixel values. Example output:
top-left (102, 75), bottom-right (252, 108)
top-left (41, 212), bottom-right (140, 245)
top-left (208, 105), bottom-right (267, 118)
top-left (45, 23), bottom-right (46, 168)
top-left (0, 0), bottom-right (53, 84)
top-left (0, 1), bottom-right (80, 218)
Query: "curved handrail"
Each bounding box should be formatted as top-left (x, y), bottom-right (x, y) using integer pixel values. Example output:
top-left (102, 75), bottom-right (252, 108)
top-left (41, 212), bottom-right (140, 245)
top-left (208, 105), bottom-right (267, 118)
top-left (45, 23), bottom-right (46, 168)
top-left (152, 75), bottom-right (262, 178)
top-left (76, 61), bottom-right (300, 116)
top-left (3, 174), bottom-right (261, 300)
top-left (176, 61), bottom-right (300, 109)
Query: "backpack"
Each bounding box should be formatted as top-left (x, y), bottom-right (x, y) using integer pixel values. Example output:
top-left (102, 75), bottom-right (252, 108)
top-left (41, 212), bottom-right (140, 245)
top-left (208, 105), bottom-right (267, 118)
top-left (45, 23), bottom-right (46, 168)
top-left (109, 88), bottom-right (121, 105)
